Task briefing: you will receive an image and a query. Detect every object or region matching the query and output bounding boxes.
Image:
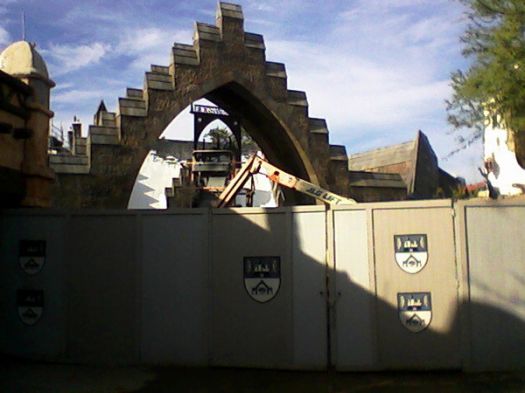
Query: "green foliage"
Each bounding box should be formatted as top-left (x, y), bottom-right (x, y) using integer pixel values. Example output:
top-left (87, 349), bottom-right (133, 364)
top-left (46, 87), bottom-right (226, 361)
top-left (240, 130), bottom-right (258, 152)
top-left (451, 184), bottom-right (471, 200)
top-left (204, 126), bottom-right (233, 150)
top-left (203, 126), bottom-right (258, 152)
top-left (447, 0), bottom-right (525, 153)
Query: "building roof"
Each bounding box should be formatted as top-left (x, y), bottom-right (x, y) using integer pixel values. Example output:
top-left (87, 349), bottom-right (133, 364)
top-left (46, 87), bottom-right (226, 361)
top-left (0, 41), bottom-right (53, 85)
top-left (348, 139), bottom-right (415, 171)
top-left (347, 131), bottom-right (458, 198)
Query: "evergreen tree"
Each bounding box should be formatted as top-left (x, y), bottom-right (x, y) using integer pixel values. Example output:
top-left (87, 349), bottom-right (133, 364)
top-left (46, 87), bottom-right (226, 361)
top-left (447, 0), bottom-right (525, 156)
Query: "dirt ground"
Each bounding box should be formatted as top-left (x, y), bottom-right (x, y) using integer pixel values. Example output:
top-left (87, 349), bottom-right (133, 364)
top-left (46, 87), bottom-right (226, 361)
top-left (2, 357), bottom-right (525, 393)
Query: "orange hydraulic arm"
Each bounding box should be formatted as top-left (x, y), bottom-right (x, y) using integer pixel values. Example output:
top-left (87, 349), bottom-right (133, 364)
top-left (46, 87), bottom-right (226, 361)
top-left (217, 154), bottom-right (356, 207)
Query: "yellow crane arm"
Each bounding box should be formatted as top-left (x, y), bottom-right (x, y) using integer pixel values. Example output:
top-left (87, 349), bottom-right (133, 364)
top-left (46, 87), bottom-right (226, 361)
top-left (217, 155), bottom-right (356, 207)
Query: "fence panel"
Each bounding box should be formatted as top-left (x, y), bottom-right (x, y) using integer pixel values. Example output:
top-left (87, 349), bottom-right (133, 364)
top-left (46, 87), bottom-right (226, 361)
top-left (292, 207), bottom-right (327, 369)
top-left (333, 208), bottom-right (376, 370)
top-left (66, 214), bottom-right (139, 364)
top-left (0, 212), bottom-right (67, 360)
top-left (372, 201), bottom-right (460, 369)
top-left (140, 211), bottom-right (209, 365)
top-left (210, 208), bottom-right (293, 368)
top-left (457, 201), bottom-right (525, 371)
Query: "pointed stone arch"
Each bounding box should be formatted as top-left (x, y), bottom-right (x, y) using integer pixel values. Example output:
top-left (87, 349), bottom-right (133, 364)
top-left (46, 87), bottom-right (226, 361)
top-left (51, 3), bottom-right (351, 208)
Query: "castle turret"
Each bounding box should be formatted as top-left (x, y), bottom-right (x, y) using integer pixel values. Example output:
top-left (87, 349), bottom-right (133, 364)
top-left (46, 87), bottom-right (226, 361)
top-left (0, 41), bottom-right (55, 207)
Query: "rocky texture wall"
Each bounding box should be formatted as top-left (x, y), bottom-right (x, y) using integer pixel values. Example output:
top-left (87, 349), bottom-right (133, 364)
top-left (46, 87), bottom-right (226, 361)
top-left (51, 2), bottom-right (350, 208)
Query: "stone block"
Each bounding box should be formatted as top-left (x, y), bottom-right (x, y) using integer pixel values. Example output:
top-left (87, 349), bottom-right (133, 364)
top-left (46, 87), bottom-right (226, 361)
top-left (49, 154), bottom-right (89, 165)
top-left (218, 2), bottom-right (243, 19)
top-left (309, 118), bottom-right (328, 135)
top-left (119, 98), bottom-right (146, 109)
top-left (329, 145), bottom-right (348, 161)
top-left (118, 107), bottom-right (147, 117)
top-left (195, 22), bottom-right (221, 42)
top-left (101, 112), bottom-right (116, 127)
top-left (150, 65), bottom-right (169, 75)
top-left (127, 88), bottom-right (143, 98)
top-left (89, 126), bottom-right (119, 136)
top-left (89, 134), bottom-right (119, 145)
top-left (145, 79), bottom-right (173, 91)
top-left (101, 119), bottom-right (116, 128)
top-left (145, 72), bottom-right (171, 83)
top-left (245, 33), bottom-right (265, 49)
top-left (145, 72), bottom-right (173, 90)
top-left (266, 62), bottom-right (286, 79)
top-left (50, 163), bottom-right (90, 174)
top-left (287, 90), bottom-right (308, 107)
top-left (172, 44), bottom-right (199, 66)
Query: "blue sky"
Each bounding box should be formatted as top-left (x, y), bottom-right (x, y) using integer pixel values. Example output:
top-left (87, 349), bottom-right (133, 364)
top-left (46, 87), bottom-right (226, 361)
top-left (0, 0), bottom-right (483, 182)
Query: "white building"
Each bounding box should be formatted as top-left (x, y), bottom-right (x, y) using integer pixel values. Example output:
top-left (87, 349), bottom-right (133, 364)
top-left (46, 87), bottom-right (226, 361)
top-left (128, 146), bottom-right (277, 209)
top-left (484, 117), bottom-right (525, 196)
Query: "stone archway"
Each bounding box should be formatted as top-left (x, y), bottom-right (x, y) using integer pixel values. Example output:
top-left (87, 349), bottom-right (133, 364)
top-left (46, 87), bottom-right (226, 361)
top-left (51, 3), bottom-right (350, 208)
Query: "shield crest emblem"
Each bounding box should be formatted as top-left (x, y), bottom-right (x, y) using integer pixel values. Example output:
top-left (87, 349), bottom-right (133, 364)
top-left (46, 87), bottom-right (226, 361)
top-left (17, 290), bottom-right (44, 326)
top-left (398, 292), bottom-right (432, 333)
top-left (19, 240), bottom-right (46, 275)
top-left (394, 234), bottom-right (428, 274)
top-left (244, 256), bottom-right (281, 303)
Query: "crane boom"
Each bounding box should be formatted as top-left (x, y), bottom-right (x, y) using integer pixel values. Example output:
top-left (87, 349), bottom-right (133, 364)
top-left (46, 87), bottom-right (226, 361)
top-left (217, 154), bottom-right (356, 207)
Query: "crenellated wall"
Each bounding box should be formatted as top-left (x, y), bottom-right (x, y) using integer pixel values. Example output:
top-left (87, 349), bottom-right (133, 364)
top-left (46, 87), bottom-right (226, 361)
top-left (51, 2), bottom-right (350, 208)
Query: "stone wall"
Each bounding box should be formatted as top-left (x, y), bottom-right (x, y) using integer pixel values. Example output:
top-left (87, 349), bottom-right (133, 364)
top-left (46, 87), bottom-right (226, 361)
top-left (51, 3), bottom-right (350, 208)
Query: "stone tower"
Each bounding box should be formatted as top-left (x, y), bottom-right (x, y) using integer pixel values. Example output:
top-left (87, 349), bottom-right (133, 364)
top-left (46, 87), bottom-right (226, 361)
top-left (0, 41), bottom-right (55, 207)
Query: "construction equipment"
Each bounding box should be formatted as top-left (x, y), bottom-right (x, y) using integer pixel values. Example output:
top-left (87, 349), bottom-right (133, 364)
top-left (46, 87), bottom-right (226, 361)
top-left (167, 149), bottom-right (238, 208)
top-left (187, 149), bottom-right (236, 191)
top-left (217, 154), bottom-right (356, 208)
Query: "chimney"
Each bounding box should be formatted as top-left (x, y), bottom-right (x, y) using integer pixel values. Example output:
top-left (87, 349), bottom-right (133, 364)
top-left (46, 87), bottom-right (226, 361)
top-left (72, 116), bottom-right (81, 138)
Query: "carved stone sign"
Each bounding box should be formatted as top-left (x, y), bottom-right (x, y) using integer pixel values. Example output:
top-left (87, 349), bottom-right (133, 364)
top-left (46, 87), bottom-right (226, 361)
top-left (394, 234), bottom-right (428, 274)
top-left (17, 289), bottom-right (44, 326)
top-left (398, 292), bottom-right (432, 333)
top-left (19, 240), bottom-right (46, 275)
top-left (243, 256), bottom-right (281, 303)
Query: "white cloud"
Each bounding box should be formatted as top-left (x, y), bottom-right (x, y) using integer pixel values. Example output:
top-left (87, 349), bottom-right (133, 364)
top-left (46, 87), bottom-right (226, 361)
top-left (62, 4), bottom-right (127, 25)
top-left (267, 39), bottom-right (449, 134)
top-left (45, 42), bottom-right (110, 75)
top-left (246, 1), bottom-right (276, 12)
top-left (0, 26), bottom-right (10, 47)
top-left (255, 0), bottom-right (479, 179)
top-left (115, 27), bottom-right (191, 70)
top-left (53, 82), bottom-right (75, 91)
top-left (52, 89), bottom-right (110, 105)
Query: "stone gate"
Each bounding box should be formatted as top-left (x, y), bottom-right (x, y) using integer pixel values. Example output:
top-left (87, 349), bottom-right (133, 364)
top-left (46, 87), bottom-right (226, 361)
top-left (51, 2), bottom-right (352, 208)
